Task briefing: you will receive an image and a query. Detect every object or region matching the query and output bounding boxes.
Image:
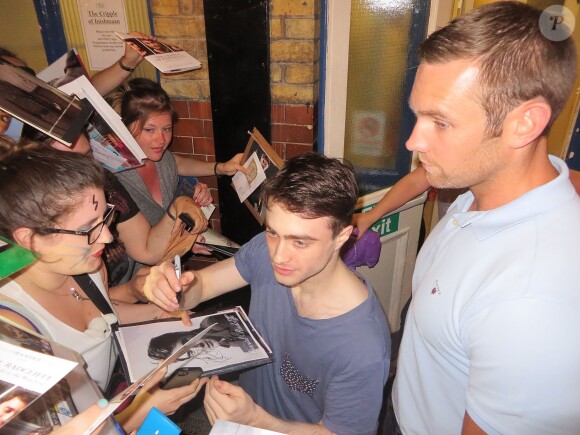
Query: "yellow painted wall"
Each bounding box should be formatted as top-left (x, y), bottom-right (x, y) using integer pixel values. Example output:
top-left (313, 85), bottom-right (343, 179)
top-left (0, 0), bottom-right (47, 71)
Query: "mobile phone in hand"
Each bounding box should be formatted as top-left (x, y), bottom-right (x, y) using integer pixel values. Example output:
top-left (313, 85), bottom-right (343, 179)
top-left (160, 367), bottom-right (203, 390)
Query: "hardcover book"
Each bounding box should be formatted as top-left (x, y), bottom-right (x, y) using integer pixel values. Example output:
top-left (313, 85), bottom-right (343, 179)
top-left (232, 128), bottom-right (284, 225)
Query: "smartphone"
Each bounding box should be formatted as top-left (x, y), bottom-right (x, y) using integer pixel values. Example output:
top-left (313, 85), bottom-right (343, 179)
top-left (160, 367), bottom-right (203, 390)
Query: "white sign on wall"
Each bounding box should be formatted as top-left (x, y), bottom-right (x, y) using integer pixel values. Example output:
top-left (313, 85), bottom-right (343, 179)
top-left (77, 0), bottom-right (128, 70)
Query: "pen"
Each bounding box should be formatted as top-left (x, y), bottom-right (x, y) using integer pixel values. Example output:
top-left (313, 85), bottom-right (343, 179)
top-left (174, 255), bottom-right (182, 308)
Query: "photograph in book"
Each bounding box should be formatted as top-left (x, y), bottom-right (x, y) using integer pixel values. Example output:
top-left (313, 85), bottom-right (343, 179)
top-left (115, 32), bottom-right (202, 74)
top-left (0, 59), bottom-right (92, 145)
top-left (233, 128), bottom-right (284, 224)
top-left (196, 228), bottom-right (241, 258)
top-left (58, 75), bottom-right (146, 171)
top-left (115, 307), bottom-right (273, 383)
top-left (37, 48), bottom-right (89, 88)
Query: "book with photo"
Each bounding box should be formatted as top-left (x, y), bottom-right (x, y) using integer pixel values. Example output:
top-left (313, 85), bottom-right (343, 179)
top-left (37, 48), bottom-right (89, 88)
top-left (232, 128), bottom-right (284, 225)
top-left (0, 59), bottom-right (93, 146)
top-left (115, 32), bottom-right (202, 74)
top-left (114, 306), bottom-right (273, 384)
top-left (197, 228), bottom-right (241, 258)
top-left (59, 75), bottom-right (147, 172)
top-left (0, 319), bottom-right (80, 429)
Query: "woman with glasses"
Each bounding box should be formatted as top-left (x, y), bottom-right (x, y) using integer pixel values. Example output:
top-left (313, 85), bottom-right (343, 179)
top-left (0, 139), bottom-right (206, 432)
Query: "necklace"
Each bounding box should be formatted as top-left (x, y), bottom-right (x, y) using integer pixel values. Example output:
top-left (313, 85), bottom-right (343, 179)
top-left (33, 276), bottom-right (90, 302)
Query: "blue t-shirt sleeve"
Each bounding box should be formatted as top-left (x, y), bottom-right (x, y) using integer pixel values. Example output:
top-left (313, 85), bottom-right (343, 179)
top-left (234, 232), bottom-right (267, 284)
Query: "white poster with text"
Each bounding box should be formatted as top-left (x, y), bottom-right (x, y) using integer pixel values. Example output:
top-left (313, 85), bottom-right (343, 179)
top-left (77, 0), bottom-right (128, 70)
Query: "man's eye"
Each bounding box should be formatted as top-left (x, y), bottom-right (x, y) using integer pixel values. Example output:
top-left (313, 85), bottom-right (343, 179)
top-left (434, 120), bottom-right (449, 130)
top-left (266, 230), bottom-right (277, 238)
top-left (294, 240), bottom-right (307, 248)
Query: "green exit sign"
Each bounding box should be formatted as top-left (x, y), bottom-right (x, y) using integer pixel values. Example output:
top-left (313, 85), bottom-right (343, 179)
top-left (370, 212), bottom-right (399, 237)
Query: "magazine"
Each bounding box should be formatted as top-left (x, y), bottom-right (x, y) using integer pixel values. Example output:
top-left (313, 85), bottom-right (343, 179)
top-left (0, 59), bottom-right (93, 146)
top-left (115, 32), bottom-right (202, 74)
top-left (114, 306), bottom-right (273, 384)
top-left (232, 128), bottom-right (284, 224)
top-left (59, 75), bottom-right (147, 172)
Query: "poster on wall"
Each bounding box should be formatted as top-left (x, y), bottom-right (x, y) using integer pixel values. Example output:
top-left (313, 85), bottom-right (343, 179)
top-left (77, 0), bottom-right (128, 70)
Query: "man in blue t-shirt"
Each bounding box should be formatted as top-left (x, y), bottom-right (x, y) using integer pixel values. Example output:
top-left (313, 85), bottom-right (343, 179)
top-left (146, 152), bottom-right (391, 434)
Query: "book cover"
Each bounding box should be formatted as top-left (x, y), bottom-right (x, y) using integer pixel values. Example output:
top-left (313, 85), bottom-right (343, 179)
top-left (59, 75), bottom-right (147, 172)
top-left (0, 319), bottom-right (79, 428)
top-left (114, 307), bottom-right (273, 384)
top-left (0, 236), bottom-right (36, 279)
top-left (0, 59), bottom-right (93, 146)
top-left (115, 32), bottom-right (202, 74)
top-left (232, 128), bottom-right (284, 225)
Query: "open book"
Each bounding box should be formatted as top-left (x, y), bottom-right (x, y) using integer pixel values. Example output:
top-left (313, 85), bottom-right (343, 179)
top-left (232, 128), bottom-right (284, 225)
top-left (114, 306), bottom-right (273, 384)
top-left (115, 32), bottom-right (202, 74)
top-left (0, 59), bottom-right (92, 146)
top-left (59, 75), bottom-right (147, 172)
top-left (197, 228), bottom-right (241, 258)
top-left (36, 48), bottom-right (88, 89)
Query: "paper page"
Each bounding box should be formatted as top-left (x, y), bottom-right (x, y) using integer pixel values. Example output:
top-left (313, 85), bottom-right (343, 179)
top-left (210, 420), bottom-right (285, 435)
top-left (232, 152), bottom-right (267, 203)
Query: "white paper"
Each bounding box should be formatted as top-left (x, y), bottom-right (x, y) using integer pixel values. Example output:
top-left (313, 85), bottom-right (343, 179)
top-left (210, 420), bottom-right (285, 435)
top-left (232, 152), bottom-right (267, 203)
top-left (0, 341), bottom-right (77, 394)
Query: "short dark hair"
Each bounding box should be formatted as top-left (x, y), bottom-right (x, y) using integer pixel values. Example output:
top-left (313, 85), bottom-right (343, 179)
top-left (1, 390), bottom-right (36, 405)
top-left (0, 139), bottom-right (104, 241)
top-left (261, 152), bottom-right (359, 237)
top-left (420, 1), bottom-right (577, 137)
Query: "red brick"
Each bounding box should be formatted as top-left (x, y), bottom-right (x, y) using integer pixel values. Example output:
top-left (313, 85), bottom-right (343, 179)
top-left (285, 104), bottom-right (314, 125)
top-left (189, 101), bottom-right (212, 119)
top-left (193, 137), bottom-right (215, 155)
top-left (203, 120), bottom-right (214, 138)
top-left (174, 119), bottom-right (205, 137)
top-left (170, 136), bottom-right (194, 154)
top-left (273, 124), bottom-right (313, 144)
top-left (172, 99), bottom-right (189, 118)
top-left (197, 174), bottom-right (217, 189)
top-left (285, 143), bottom-right (313, 159)
top-left (271, 104), bottom-right (284, 123)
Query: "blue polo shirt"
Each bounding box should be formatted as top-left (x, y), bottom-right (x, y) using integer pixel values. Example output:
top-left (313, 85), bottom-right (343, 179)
top-left (393, 156), bottom-right (580, 434)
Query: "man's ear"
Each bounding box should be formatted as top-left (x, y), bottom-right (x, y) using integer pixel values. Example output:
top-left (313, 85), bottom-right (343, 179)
top-left (12, 227), bottom-right (35, 250)
top-left (334, 225), bottom-right (353, 250)
top-left (503, 97), bottom-right (552, 149)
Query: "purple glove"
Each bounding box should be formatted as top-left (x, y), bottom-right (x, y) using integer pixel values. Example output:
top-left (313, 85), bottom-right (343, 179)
top-left (341, 227), bottom-right (381, 270)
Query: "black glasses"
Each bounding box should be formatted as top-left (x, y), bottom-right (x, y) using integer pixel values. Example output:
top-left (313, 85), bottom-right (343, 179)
top-left (38, 204), bottom-right (116, 245)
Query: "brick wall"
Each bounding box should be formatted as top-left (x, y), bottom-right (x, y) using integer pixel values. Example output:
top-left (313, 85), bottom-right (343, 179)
top-left (149, 0), bottom-right (320, 228)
